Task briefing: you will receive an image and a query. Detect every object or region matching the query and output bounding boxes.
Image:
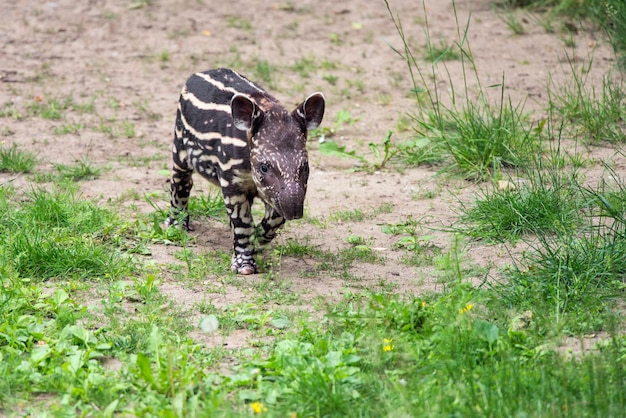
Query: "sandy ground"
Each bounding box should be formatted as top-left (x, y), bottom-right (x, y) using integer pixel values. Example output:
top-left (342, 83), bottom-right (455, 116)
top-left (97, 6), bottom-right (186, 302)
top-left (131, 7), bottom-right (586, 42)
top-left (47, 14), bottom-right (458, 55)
top-left (0, 0), bottom-right (619, 348)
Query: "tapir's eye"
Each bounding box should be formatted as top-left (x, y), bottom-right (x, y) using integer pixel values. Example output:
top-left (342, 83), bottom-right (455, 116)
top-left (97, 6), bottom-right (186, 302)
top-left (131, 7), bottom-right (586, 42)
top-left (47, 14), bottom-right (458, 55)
top-left (259, 163), bottom-right (269, 174)
top-left (300, 161), bottom-right (309, 179)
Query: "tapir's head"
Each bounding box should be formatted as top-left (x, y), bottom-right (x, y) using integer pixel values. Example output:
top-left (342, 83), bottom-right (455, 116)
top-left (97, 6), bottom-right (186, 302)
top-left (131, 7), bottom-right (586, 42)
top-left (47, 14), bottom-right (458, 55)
top-left (231, 92), bottom-right (325, 220)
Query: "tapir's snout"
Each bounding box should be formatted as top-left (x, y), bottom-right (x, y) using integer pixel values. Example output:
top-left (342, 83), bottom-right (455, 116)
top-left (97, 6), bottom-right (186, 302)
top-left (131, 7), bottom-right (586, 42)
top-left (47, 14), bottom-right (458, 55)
top-left (278, 185), bottom-right (306, 220)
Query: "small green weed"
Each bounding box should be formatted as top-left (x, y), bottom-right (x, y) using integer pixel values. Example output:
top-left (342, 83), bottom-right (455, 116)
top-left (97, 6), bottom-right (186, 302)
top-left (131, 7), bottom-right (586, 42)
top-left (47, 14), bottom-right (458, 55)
top-left (0, 103), bottom-right (23, 119)
top-left (226, 15), bottom-right (252, 30)
top-left (292, 56), bottom-right (318, 78)
top-left (425, 39), bottom-right (461, 62)
top-left (331, 208), bottom-right (365, 222)
top-left (53, 122), bottom-right (84, 135)
top-left (548, 63), bottom-right (626, 144)
top-left (28, 98), bottom-right (64, 119)
top-left (0, 144), bottom-right (37, 173)
top-left (252, 59), bottom-right (275, 89)
top-left (383, 218), bottom-right (441, 266)
top-left (274, 237), bottom-right (322, 258)
top-left (53, 159), bottom-right (102, 181)
top-left (26, 95), bottom-right (94, 120)
top-left (319, 131), bottom-right (401, 172)
top-left (186, 191), bottom-right (227, 222)
top-left (498, 11), bottom-right (526, 34)
top-left (322, 73), bottom-right (338, 85)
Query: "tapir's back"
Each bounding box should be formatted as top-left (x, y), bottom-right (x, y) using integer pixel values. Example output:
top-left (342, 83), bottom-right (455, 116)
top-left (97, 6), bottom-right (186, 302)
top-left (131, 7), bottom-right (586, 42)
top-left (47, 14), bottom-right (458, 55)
top-left (176, 68), bottom-right (277, 185)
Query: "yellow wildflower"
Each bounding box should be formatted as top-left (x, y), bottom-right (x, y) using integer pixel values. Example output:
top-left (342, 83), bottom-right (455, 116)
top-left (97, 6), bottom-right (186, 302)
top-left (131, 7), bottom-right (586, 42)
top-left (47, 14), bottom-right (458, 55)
top-left (250, 402), bottom-right (267, 414)
top-left (421, 301), bottom-right (427, 308)
top-left (383, 338), bottom-right (394, 352)
top-left (459, 303), bottom-right (474, 314)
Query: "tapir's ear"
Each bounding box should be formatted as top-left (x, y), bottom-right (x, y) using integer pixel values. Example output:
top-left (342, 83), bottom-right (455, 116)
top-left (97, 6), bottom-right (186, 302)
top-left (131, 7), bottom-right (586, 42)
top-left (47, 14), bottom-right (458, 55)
top-left (231, 93), bottom-right (261, 131)
top-left (294, 92), bottom-right (325, 131)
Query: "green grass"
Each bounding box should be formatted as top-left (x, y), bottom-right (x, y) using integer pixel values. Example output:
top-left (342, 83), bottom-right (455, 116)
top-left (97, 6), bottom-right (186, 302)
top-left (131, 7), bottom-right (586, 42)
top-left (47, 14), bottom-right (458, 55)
top-left (2, 0), bottom-right (626, 415)
top-left (26, 95), bottom-right (95, 120)
top-left (186, 191), bottom-right (227, 222)
top-left (498, 10), bottom-right (526, 34)
top-left (548, 66), bottom-right (626, 144)
top-left (53, 159), bottom-right (102, 181)
top-left (502, 0), bottom-right (626, 68)
top-left (432, 94), bottom-right (539, 179)
top-left (0, 144), bottom-right (37, 173)
top-left (0, 187), bottom-right (135, 281)
top-left (459, 163), bottom-right (584, 242)
top-left (2, 161), bottom-right (626, 415)
top-left (425, 39), bottom-right (462, 61)
top-left (386, 0), bottom-right (539, 180)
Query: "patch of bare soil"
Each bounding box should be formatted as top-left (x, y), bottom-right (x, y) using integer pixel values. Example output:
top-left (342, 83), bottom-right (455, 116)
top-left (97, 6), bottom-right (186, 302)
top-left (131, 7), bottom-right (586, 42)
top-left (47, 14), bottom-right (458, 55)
top-left (0, 0), bottom-right (618, 350)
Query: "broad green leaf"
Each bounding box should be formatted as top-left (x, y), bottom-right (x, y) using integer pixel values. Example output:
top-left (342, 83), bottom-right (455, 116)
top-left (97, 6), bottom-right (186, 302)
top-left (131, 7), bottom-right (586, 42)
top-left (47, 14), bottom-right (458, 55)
top-left (270, 317), bottom-right (290, 329)
top-left (51, 289), bottom-right (69, 307)
top-left (69, 325), bottom-right (92, 345)
top-left (102, 399), bottom-right (119, 418)
top-left (474, 319), bottom-right (499, 345)
top-left (136, 352), bottom-right (154, 385)
top-left (30, 344), bottom-right (51, 363)
top-left (319, 141), bottom-right (364, 162)
top-left (67, 350), bottom-right (85, 373)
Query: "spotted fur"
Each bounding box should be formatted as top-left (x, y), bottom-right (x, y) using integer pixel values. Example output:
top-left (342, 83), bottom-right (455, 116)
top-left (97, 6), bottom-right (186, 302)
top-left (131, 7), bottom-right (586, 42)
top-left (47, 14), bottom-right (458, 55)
top-left (166, 68), bottom-right (325, 274)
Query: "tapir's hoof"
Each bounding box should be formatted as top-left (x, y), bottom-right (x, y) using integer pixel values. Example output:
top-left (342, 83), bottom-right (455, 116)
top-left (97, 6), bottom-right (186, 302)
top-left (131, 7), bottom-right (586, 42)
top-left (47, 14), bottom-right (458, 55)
top-left (164, 218), bottom-right (194, 231)
top-left (231, 259), bottom-right (258, 275)
top-left (237, 265), bottom-right (257, 275)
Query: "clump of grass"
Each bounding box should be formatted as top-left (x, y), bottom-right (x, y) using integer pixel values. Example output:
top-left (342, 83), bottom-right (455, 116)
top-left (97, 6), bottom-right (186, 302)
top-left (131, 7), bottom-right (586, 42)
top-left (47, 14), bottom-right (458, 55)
top-left (425, 39), bottom-right (461, 62)
top-left (291, 56), bottom-right (318, 78)
top-left (503, 0), bottom-right (626, 68)
top-left (0, 188), bottom-right (135, 281)
top-left (53, 122), bottom-right (84, 135)
top-left (54, 159), bottom-right (102, 181)
top-left (186, 191), bottom-right (227, 222)
top-left (27, 97), bottom-right (66, 120)
top-left (601, 0), bottom-right (626, 69)
top-left (433, 93), bottom-right (539, 179)
top-left (459, 165), bottom-right (584, 242)
top-left (383, 218), bottom-right (441, 266)
top-left (481, 142), bottom-right (626, 335)
top-left (0, 144), bottom-right (37, 173)
top-left (498, 221), bottom-right (626, 334)
top-left (385, 0), bottom-right (539, 180)
top-left (251, 59), bottom-right (275, 89)
top-left (331, 208), bottom-right (365, 222)
top-left (548, 63), bottom-right (626, 144)
top-left (226, 15), bottom-right (252, 30)
top-left (498, 10), bottom-right (526, 34)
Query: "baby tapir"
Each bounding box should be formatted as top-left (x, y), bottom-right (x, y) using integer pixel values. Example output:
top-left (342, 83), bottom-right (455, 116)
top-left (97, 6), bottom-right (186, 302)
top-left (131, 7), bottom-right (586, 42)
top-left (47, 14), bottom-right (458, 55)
top-left (166, 68), bottom-right (325, 275)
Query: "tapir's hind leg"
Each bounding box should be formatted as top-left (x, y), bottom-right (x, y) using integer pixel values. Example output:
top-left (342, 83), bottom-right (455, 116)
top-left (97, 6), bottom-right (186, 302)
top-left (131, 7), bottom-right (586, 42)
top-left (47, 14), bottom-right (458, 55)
top-left (166, 111), bottom-right (194, 231)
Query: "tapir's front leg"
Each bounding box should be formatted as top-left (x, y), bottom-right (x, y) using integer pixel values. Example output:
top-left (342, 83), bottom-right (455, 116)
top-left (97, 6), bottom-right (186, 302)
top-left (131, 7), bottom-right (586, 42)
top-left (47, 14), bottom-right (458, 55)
top-left (256, 204), bottom-right (285, 245)
top-left (225, 194), bottom-right (258, 275)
